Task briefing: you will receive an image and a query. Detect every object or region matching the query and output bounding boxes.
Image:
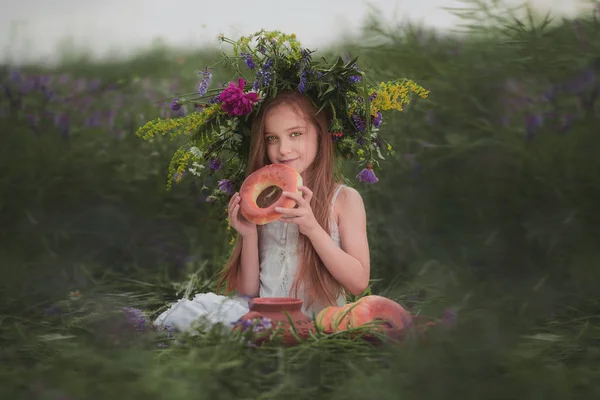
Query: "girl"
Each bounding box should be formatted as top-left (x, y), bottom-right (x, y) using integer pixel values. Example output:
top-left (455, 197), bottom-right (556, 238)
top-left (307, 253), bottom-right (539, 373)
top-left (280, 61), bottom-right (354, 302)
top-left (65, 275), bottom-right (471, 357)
top-left (153, 91), bottom-right (371, 332)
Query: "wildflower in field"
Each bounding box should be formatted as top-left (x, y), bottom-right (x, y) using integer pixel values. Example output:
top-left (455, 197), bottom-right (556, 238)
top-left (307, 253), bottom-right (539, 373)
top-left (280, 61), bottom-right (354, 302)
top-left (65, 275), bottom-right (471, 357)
top-left (121, 307), bottom-right (149, 333)
top-left (525, 113), bottom-right (543, 140)
top-left (170, 98), bottom-right (182, 111)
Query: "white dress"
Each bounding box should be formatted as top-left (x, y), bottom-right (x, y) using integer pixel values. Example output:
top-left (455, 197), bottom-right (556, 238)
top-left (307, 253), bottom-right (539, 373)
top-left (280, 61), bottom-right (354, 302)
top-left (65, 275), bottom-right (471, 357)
top-left (153, 184), bottom-right (347, 332)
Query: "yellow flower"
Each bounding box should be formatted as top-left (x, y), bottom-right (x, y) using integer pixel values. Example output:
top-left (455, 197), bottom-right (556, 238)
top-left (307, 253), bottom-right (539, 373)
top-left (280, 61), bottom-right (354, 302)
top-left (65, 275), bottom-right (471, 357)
top-left (369, 79), bottom-right (429, 113)
top-left (136, 103), bottom-right (223, 140)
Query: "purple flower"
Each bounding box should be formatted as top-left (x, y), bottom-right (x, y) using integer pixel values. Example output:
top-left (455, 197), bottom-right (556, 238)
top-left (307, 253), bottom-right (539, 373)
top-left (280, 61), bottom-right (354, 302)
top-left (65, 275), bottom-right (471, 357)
top-left (84, 111), bottom-right (102, 127)
top-left (373, 112), bottom-right (382, 128)
top-left (209, 158), bottom-right (222, 171)
top-left (240, 52), bottom-right (255, 69)
top-left (170, 98), bottom-right (182, 111)
top-left (440, 308), bottom-right (458, 329)
top-left (121, 307), bottom-right (148, 333)
top-left (253, 317), bottom-right (272, 332)
top-left (352, 114), bottom-right (366, 132)
top-left (558, 113), bottom-right (575, 133)
top-left (357, 164), bottom-right (379, 184)
top-left (253, 58), bottom-right (273, 91)
top-left (349, 75), bottom-right (362, 83)
top-left (525, 113), bottom-right (543, 140)
top-left (541, 85), bottom-right (556, 102)
top-left (218, 179), bottom-right (235, 195)
top-left (197, 68), bottom-right (213, 96)
top-left (298, 71), bottom-right (307, 93)
top-left (54, 113), bottom-right (70, 139)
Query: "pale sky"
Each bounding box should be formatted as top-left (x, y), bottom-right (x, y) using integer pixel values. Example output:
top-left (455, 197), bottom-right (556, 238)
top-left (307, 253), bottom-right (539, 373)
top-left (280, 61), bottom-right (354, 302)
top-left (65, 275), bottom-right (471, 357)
top-left (0, 0), bottom-right (590, 65)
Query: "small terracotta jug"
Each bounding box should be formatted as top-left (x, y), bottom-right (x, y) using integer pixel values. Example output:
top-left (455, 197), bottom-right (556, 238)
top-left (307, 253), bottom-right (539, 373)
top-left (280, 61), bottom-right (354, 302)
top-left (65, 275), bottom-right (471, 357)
top-left (233, 297), bottom-right (315, 346)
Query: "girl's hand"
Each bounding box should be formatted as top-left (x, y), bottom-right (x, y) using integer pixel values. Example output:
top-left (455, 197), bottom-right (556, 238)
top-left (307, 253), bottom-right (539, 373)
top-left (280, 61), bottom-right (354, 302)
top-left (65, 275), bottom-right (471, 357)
top-left (228, 192), bottom-right (257, 238)
top-left (275, 186), bottom-right (321, 237)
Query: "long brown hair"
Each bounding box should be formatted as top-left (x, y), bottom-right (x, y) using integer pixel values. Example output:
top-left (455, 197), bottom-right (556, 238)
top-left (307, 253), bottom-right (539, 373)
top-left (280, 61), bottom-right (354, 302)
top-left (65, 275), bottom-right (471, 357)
top-left (216, 91), bottom-right (345, 308)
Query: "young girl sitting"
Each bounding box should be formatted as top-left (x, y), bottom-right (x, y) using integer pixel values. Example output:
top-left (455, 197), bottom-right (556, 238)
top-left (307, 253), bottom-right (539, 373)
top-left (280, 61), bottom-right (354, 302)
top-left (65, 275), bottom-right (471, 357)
top-left (141, 30), bottom-right (429, 332)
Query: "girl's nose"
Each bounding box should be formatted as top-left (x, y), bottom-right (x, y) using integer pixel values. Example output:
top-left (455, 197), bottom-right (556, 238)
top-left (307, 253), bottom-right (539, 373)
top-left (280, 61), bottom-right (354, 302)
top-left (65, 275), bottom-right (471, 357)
top-left (278, 139), bottom-right (292, 155)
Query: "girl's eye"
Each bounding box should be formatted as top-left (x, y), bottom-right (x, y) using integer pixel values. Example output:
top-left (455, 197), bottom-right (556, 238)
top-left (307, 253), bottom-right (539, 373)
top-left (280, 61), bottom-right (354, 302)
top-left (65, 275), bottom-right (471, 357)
top-left (290, 131), bottom-right (302, 137)
top-left (265, 136), bottom-right (277, 142)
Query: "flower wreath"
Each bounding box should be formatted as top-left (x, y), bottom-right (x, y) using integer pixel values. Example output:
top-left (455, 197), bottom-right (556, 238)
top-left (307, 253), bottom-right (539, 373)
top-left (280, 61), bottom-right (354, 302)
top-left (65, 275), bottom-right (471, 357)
top-left (136, 30), bottom-right (429, 213)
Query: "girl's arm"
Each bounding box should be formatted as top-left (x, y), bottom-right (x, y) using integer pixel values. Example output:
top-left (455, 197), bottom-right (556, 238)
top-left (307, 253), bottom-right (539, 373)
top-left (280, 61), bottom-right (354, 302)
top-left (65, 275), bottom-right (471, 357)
top-left (236, 234), bottom-right (261, 297)
top-left (305, 187), bottom-right (371, 296)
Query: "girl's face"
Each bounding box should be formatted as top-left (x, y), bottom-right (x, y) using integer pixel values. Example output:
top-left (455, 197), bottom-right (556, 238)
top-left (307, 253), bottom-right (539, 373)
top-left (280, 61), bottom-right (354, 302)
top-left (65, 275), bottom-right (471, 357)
top-left (263, 102), bottom-right (318, 177)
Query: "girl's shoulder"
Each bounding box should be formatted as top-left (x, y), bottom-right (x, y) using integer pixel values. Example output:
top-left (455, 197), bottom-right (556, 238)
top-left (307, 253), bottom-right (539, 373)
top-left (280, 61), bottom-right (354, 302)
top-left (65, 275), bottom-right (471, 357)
top-left (333, 185), bottom-right (366, 223)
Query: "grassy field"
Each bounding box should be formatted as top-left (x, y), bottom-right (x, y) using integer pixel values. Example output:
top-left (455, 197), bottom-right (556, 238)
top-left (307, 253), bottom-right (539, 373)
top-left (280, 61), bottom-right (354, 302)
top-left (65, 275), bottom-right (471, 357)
top-left (1, 3), bottom-right (600, 399)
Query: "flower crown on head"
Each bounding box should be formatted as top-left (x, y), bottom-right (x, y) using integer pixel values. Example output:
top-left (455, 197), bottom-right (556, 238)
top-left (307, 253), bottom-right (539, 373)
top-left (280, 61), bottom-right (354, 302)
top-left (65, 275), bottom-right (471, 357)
top-left (136, 29), bottom-right (429, 209)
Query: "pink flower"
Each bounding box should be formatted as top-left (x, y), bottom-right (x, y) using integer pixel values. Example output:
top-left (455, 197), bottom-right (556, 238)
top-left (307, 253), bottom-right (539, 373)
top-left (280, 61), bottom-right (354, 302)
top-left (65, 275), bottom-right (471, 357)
top-left (219, 78), bottom-right (259, 117)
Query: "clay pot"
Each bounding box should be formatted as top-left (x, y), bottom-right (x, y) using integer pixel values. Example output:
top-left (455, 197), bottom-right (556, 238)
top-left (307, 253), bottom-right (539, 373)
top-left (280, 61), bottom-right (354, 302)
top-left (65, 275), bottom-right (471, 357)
top-left (232, 297), bottom-right (315, 346)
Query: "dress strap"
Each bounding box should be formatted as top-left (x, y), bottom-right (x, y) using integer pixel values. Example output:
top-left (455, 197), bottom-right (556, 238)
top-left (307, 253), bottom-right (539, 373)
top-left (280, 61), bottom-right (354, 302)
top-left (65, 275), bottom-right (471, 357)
top-left (331, 184), bottom-right (345, 210)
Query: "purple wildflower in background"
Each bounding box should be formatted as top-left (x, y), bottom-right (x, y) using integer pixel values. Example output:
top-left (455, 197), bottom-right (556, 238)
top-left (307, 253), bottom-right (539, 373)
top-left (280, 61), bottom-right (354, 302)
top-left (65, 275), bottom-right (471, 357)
top-left (566, 68), bottom-right (595, 95)
top-left (357, 164), bottom-right (379, 184)
top-left (349, 75), bottom-right (362, 83)
top-left (197, 69), bottom-right (213, 96)
top-left (209, 158), bottom-right (222, 171)
top-left (121, 307), bottom-right (149, 333)
top-left (170, 98), bottom-right (181, 111)
top-left (54, 113), bottom-right (70, 139)
top-left (558, 113), bottom-right (576, 133)
top-left (440, 308), bottom-right (458, 329)
top-left (84, 111), bottom-right (102, 127)
top-left (541, 85), bottom-right (556, 102)
top-left (218, 179), bottom-right (235, 195)
top-left (404, 153), bottom-right (423, 177)
top-left (525, 113), bottom-right (543, 140)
